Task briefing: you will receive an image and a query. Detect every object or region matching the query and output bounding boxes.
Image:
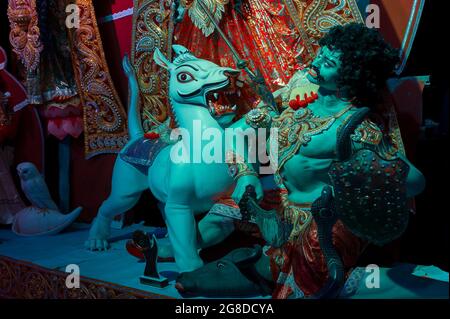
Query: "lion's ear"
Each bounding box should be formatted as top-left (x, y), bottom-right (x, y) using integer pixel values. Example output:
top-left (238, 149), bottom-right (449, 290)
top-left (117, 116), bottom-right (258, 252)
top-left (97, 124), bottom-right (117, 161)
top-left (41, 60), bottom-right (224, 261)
top-left (153, 48), bottom-right (172, 70)
top-left (172, 44), bottom-right (190, 57)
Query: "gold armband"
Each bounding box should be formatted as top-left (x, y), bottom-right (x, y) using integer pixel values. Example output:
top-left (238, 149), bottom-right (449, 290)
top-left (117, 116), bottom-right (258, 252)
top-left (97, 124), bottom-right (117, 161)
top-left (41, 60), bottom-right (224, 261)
top-left (351, 119), bottom-right (383, 146)
top-left (225, 151), bottom-right (258, 180)
top-left (245, 107), bottom-right (272, 129)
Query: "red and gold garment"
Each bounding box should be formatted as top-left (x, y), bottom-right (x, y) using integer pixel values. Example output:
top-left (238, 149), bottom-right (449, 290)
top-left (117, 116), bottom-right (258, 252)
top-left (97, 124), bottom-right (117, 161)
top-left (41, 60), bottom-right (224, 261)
top-left (267, 217), bottom-right (366, 298)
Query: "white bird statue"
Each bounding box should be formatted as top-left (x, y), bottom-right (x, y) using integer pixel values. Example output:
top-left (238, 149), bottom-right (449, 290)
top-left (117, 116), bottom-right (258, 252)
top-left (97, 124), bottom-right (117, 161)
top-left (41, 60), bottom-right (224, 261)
top-left (14, 162), bottom-right (82, 236)
top-left (17, 162), bottom-right (59, 210)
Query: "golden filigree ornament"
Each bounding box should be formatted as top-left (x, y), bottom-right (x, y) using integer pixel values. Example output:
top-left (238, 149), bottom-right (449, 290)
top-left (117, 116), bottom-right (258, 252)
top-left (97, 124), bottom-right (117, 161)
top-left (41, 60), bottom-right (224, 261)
top-left (385, 103), bottom-right (406, 156)
top-left (0, 257), bottom-right (163, 298)
top-left (7, 0), bottom-right (43, 72)
top-left (67, 0), bottom-right (128, 158)
top-left (283, 0), bottom-right (363, 65)
top-left (132, 0), bottom-right (174, 129)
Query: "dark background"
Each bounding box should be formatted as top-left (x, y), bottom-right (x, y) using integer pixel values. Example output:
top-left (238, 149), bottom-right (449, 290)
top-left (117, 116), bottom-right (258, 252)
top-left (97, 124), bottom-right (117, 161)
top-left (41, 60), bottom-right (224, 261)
top-left (0, 0), bottom-right (448, 271)
top-left (357, 0), bottom-right (449, 271)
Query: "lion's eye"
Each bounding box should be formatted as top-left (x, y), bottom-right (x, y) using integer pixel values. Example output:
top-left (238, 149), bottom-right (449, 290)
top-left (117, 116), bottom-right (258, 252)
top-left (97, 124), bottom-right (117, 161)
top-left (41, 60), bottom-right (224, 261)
top-left (177, 72), bottom-right (195, 83)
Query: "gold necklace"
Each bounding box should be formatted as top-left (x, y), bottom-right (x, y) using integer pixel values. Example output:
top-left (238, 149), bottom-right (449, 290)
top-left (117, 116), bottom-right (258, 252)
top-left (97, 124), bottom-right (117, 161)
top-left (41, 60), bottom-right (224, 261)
top-left (284, 105), bottom-right (354, 145)
top-left (271, 105), bottom-right (354, 172)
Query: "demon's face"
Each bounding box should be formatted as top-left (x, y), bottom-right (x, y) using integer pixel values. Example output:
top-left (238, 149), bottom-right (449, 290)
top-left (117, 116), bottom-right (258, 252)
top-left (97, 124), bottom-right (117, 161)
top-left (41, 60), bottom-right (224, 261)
top-left (307, 46), bottom-right (342, 92)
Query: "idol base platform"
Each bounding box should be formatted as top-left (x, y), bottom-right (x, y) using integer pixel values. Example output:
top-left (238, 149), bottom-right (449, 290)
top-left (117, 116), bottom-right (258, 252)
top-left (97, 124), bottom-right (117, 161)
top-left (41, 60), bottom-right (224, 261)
top-left (0, 223), bottom-right (205, 299)
top-left (0, 223), bottom-right (448, 299)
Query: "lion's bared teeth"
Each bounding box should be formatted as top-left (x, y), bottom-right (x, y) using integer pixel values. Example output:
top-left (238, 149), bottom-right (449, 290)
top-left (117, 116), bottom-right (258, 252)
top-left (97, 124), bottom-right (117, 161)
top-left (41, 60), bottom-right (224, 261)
top-left (209, 102), bottom-right (216, 115)
top-left (237, 90), bottom-right (241, 97)
top-left (214, 93), bottom-right (219, 100)
top-left (231, 104), bottom-right (237, 111)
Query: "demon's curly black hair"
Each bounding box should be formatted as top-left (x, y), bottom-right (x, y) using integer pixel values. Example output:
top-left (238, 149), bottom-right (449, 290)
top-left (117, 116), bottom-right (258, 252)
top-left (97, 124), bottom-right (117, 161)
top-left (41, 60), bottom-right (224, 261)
top-left (319, 23), bottom-right (400, 108)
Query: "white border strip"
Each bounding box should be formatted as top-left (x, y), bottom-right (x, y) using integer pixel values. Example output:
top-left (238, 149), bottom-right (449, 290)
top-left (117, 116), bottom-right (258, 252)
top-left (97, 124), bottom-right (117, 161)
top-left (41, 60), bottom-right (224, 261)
top-left (13, 99), bottom-right (29, 112)
top-left (98, 7), bottom-right (134, 24)
top-left (396, 0), bottom-right (425, 75)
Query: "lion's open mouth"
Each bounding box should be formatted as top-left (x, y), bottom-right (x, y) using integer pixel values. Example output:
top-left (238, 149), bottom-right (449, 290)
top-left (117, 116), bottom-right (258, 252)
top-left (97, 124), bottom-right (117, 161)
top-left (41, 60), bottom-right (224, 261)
top-left (205, 73), bottom-right (243, 117)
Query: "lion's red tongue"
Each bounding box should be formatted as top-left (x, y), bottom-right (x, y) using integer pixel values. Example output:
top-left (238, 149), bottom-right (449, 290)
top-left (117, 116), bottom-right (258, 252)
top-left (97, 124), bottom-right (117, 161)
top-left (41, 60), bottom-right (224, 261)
top-left (209, 90), bottom-right (238, 116)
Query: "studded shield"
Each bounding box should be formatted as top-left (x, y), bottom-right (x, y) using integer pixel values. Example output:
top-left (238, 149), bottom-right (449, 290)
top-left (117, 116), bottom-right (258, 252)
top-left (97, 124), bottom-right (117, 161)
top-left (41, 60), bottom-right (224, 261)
top-left (328, 149), bottom-right (410, 246)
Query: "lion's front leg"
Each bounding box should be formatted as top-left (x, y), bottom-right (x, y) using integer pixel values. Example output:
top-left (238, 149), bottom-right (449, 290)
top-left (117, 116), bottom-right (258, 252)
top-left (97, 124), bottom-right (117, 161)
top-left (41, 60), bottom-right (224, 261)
top-left (85, 214), bottom-right (112, 251)
top-left (85, 157), bottom-right (147, 251)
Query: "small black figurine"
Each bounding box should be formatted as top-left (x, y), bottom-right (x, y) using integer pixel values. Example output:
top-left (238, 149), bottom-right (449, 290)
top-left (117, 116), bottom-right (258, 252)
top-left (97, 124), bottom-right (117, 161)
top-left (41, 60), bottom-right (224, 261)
top-left (133, 230), bottom-right (168, 288)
